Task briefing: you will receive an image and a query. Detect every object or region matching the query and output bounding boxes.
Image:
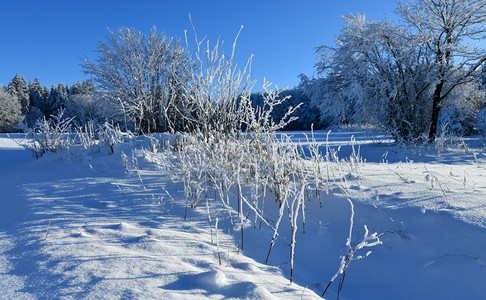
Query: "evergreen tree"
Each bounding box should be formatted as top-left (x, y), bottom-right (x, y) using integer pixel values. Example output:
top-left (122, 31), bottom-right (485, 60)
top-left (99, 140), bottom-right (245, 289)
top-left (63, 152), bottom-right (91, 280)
top-left (69, 81), bottom-right (82, 96)
top-left (45, 84), bottom-right (68, 117)
top-left (25, 78), bottom-right (46, 126)
top-left (28, 78), bottom-right (44, 109)
top-left (41, 86), bottom-right (50, 114)
top-left (65, 80), bottom-right (98, 124)
top-left (7, 73), bottom-right (30, 116)
top-left (81, 80), bottom-right (94, 96)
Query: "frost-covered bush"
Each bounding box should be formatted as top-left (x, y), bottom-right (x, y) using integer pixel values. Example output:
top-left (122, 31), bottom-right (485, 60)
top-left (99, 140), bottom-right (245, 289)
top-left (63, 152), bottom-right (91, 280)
top-left (25, 113), bottom-right (133, 158)
top-left (149, 85), bottom-right (305, 279)
top-left (0, 87), bottom-right (24, 132)
top-left (73, 120), bottom-right (133, 154)
top-left (96, 122), bottom-right (133, 153)
top-left (439, 104), bottom-right (478, 137)
top-left (26, 110), bottom-right (73, 158)
top-left (148, 84), bottom-right (378, 285)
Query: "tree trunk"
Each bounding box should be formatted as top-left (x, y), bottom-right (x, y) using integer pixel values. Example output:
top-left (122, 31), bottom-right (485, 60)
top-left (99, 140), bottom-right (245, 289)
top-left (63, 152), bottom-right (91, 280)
top-left (428, 80), bottom-right (444, 142)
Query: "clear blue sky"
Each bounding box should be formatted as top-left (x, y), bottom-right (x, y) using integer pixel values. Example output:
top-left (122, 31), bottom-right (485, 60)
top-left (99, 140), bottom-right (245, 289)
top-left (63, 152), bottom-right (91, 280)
top-left (0, 0), bottom-right (396, 90)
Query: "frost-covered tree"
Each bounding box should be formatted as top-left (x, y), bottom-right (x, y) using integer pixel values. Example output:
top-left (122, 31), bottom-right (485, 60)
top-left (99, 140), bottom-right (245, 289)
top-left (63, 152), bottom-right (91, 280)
top-left (7, 73), bottom-right (30, 116)
top-left (80, 80), bottom-right (94, 96)
top-left (0, 87), bottom-right (23, 132)
top-left (305, 0), bottom-right (486, 141)
top-left (299, 74), bottom-right (350, 126)
top-left (25, 78), bottom-right (47, 126)
top-left (28, 78), bottom-right (44, 109)
top-left (65, 93), bottom-right (98, 124)
top-left (82, 27), bottom-right (192, 133)
top-left (62, 80), bottom-right (99, 124)
top-left (68, 81), bottom-right (82, 96)
top-left (45, 83), bottom-right (68, 117)
top-left (397, 0), bottom-right (486, 141)
top-left (311, 14), bottom-right (435, 140)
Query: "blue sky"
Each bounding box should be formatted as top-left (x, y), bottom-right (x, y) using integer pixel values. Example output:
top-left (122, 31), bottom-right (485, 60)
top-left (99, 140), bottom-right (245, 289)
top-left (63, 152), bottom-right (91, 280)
top-left (0, 0), bottom-right (396, 90)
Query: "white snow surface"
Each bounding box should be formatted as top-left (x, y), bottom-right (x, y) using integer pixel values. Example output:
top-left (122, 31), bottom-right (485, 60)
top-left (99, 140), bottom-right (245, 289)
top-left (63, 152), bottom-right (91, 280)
top-left (1, 131), bottom-right (486, 299)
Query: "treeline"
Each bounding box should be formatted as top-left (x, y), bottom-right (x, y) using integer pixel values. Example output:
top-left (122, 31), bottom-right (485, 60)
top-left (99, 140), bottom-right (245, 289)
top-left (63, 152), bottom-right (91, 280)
top-left (1, 74), bottom-right (95, 132)
top-left (1, 72), bottom-right (322, 133)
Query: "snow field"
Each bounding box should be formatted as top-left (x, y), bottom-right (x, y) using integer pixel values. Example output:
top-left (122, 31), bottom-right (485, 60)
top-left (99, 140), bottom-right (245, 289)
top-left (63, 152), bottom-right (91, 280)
top-left (1, 131), bottom-right (486, 299)
top-left (0, 134), bottom-right (320, 299)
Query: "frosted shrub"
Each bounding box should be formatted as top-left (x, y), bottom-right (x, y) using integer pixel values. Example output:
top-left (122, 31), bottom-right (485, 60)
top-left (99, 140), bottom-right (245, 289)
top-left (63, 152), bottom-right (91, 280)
top-left (74, 120), bottom-right (97, 149)
top-left (149, 82), bottom-right (383, 286)
top-left (96, 122), bottom-right (133, 154)
top-left (140, 26), bottom-right (381, 287)
top-left (26, 109), bottom-right (73, 158)
top-left (156, 119), bottom-right (295, 282)
top-left (73, 120), bottom-right (133, 153)
top-left (26, 115), bottom-right (133, 158)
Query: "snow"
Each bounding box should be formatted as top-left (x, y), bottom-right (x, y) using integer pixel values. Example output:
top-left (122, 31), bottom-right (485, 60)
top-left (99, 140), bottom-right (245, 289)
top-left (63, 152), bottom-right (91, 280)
top-left (1, 131), bottom-right (486, 299)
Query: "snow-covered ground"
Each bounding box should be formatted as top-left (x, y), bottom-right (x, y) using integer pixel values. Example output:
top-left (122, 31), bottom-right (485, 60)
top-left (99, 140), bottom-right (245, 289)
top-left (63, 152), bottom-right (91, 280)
top-left (1, 131), bottom-right (486, 299)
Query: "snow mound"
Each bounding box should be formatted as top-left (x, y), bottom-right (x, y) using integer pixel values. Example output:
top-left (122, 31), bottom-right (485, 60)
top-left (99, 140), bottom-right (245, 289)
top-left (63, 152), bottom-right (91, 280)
top-left (165, 269), bottom-right (275, 299)
top-left (196, 269), bottom-right (228, 289)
